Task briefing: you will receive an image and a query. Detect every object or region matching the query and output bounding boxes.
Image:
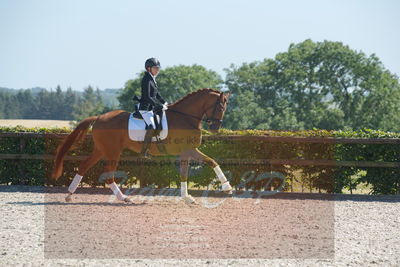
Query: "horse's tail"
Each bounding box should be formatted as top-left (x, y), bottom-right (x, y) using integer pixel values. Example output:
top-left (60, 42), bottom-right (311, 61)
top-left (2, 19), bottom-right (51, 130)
top-left (51, 116), bottom-right (98, 180)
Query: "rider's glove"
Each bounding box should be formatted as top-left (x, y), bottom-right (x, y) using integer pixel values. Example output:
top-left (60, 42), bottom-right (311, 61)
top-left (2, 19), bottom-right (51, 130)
top-left (162, 102), bottom-right (168, 111)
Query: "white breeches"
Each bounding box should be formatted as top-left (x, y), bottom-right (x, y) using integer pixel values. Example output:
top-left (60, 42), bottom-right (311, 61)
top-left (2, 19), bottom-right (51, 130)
top-left (139, 110), bottom-right (155, 128)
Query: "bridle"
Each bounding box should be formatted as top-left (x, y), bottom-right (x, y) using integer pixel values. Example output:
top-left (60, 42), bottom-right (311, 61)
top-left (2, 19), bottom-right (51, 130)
top-left (168, 97), bottom-right (225, 125)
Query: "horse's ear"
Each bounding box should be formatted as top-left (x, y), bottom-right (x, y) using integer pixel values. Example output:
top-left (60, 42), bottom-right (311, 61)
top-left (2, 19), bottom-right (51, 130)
top-left (219, 92), bottom-right (224, 101)
top-left (223, 91), bottom-right (231, 102)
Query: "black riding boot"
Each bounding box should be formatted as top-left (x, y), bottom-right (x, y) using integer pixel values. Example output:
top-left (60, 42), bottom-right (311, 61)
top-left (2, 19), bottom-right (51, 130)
top-left (140, 126), bottom-right (155, 159)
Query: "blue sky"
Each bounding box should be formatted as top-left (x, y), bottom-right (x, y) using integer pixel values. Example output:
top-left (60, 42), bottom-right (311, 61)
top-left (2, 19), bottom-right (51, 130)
top-left (0, 0), bottom-right (399, 90)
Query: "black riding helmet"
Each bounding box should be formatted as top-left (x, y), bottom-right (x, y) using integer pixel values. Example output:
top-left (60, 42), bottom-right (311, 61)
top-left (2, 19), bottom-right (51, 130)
top-left (145, 58), bottom-right (161, 69)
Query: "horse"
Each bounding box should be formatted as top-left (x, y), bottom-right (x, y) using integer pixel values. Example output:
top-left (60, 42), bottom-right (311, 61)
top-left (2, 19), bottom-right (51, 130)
top-left (51, 88), bottom-right (233, 204)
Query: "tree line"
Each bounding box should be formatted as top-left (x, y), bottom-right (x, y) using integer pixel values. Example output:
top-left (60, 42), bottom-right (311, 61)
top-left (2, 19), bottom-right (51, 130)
top-left (0, 85), bottom-right (114, 121)
top-left (2, 39), bottom-right (400, 132)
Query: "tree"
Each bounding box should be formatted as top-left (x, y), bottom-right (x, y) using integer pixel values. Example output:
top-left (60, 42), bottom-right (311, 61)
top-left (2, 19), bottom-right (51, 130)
top-left (73, 86), bottom-right (105, 121)
top-left (224, 60), bottom-right (304, 130)
top-left (13, 90), bottom-right (34, 119)
top-left (224, 39), bottom-right (400, 131)
top-left (35, 90), bottom-right (52, 119)
top-left (62, 87), bottom-right (78, 120)
top-left (2, 93), bottom-right (20, 118)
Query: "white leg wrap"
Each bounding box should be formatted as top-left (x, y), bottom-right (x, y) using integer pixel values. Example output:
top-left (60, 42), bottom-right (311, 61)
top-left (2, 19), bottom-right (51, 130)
top-left (181, 182), bottom-right (188, 197)
top-left (109, 182), bottom-right (126, 201)
top-left (68, 174), bottom-right (83, 194)
top-left (214, 165), bottom-right (227, 184)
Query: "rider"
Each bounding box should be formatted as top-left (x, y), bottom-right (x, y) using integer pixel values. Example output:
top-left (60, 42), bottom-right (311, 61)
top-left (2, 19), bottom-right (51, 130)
top-left (138, 57), bottom-right (168, 158)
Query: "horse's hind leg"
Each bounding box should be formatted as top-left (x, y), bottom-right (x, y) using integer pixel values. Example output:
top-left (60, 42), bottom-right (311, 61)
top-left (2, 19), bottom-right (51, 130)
top-left (101, 150), bottom-right (133, 203)
top-left (65, 148), bottom-right (103, 202)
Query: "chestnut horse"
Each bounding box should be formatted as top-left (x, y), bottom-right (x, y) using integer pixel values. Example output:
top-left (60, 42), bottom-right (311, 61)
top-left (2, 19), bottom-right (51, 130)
top-left (52, 88), bottom-right (232, 204)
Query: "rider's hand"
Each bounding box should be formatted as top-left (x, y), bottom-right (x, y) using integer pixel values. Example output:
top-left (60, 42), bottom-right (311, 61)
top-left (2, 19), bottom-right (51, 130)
top-left (162, 102), bottom-right (168, 111)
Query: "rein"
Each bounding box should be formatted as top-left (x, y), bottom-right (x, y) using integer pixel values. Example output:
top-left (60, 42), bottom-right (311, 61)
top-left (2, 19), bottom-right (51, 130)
top-left (168, 97), bottom-right (224, 124)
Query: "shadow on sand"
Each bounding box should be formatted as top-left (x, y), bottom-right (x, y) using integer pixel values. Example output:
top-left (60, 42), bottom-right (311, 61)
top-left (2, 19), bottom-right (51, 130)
top-left (1, 185), bottom-right (400, 203)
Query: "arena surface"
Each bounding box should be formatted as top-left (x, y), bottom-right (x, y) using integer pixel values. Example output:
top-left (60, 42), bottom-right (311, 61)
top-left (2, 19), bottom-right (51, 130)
top-left (0, 186), bottom-right (399, 266)
top-left (0, 119), bottom-right (74, 128)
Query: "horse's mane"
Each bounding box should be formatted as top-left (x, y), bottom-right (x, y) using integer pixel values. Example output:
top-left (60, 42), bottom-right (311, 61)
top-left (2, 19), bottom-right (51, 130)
top-left (169, 88), bottom-right (220, 106)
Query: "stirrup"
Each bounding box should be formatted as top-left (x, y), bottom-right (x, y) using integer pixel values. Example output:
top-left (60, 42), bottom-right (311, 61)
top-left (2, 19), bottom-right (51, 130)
top-left (140, 140), bottom-right (152, 159)
top-left (140, 150), bottom-right (152, 159)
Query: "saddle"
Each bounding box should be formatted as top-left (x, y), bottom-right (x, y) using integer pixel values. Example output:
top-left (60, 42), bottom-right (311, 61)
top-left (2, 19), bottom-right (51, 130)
top-left (132, 96), bottom-right (163, 131)
top-left (130, 96), bottom-right (168, 154)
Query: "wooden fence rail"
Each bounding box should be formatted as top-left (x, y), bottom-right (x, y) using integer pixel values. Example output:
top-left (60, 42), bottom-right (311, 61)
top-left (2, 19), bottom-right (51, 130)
top-left (1, 132), bottom-right (399, 168)
top-left (1, 132), bottom-right (400, 144)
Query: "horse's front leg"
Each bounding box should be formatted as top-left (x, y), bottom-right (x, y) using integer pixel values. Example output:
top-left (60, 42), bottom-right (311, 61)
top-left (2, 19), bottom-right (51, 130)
top-left (179, 151), bottom-right (196, 204)
top-left (190, 148), bottom-right (233, 194)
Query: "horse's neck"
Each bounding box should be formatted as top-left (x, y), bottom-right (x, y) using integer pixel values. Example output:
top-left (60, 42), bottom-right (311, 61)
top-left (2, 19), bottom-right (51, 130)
top-left (171, 92), bottom-right (207, 119)
top-left (168, 91), bottom-right (210, 129)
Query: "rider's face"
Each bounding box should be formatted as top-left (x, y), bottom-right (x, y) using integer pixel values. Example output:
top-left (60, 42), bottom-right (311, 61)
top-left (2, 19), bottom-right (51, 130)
top-left (149, 66), bottom-right (160, 76)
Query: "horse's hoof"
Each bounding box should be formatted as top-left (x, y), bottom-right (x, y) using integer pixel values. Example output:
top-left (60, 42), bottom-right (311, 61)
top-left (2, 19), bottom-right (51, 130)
top-left (124, 197), bottom-right (134, 204)
top-left (221, 182), bottom-right (233, 194)
top-left (65, 194), bottom-right (73, 202)
top-left (183, 195), bottom-right (196, 204)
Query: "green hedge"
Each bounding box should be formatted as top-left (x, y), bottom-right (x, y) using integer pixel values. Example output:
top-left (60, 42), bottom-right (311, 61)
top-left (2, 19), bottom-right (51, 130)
top-left (0, 126), bottom-right (399, 194)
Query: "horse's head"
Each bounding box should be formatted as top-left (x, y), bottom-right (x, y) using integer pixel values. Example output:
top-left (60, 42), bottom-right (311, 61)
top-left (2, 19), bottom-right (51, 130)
top-left (204, 91), bottom-right (231, 133)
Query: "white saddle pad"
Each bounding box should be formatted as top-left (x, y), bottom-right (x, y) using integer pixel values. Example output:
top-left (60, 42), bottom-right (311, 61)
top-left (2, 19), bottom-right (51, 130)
top-left (128, 111), bottom-right (168, 142)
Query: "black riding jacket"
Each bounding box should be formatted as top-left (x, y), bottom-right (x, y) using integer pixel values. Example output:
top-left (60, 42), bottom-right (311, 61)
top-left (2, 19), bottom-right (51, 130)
top-left (139, 71), bottom-right (166, 111)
